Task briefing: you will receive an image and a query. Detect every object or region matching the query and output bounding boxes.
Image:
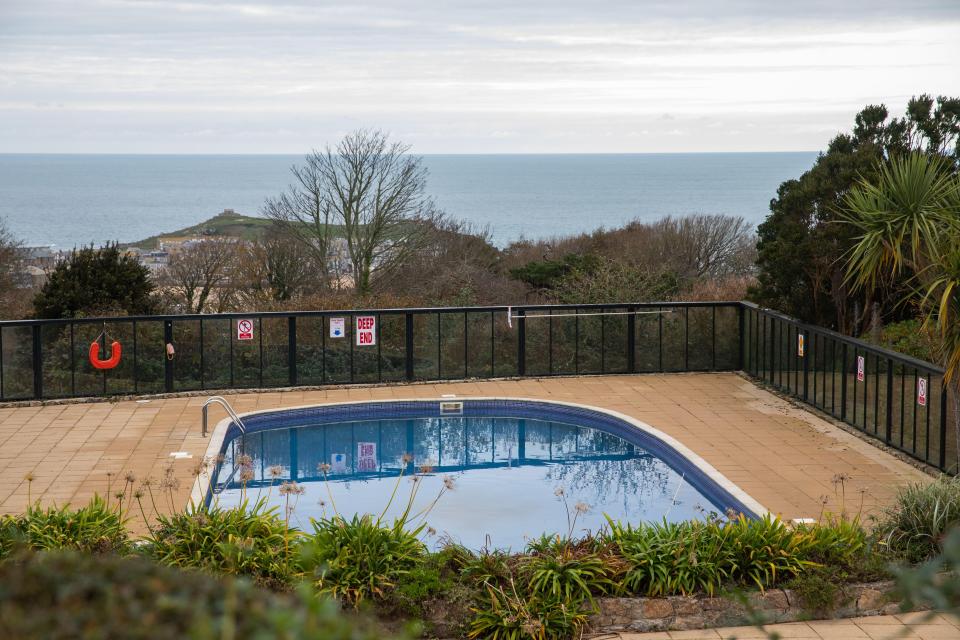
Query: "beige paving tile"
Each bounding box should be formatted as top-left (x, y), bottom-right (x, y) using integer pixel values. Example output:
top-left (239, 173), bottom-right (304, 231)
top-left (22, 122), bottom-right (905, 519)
top-left (0, 373), bottom-right (932, 535)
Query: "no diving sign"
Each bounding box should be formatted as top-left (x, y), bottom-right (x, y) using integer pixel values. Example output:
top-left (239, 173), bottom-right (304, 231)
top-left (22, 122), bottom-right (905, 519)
top-left (237, 318), bottom-right (254, 341)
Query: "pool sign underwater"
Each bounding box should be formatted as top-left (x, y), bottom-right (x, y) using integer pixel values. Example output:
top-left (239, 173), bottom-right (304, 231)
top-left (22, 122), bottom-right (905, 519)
top-left (356, 315), bottom-right (376, 346)
top-left (918, 377), bottom-right (927, 406)
top-left (856, 355), bottom-right (865, 382)
top-left (237, 319), bottom-right (254, 341)
top-left (330, 453), bottom-right (347, 473)
top-left (330, 317), bottom-right (345, 338)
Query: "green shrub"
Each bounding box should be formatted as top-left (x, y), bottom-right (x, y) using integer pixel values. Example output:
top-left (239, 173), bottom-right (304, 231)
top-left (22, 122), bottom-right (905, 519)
top-left (2, 496), bottom-right (130, 556)
top-left (147, 497), bottom-right (298, 588)
top-left (468, 581), bottom-right (590, 640)
top-left (788, 567), bottom-right (843, 614)
top-left (610, 515), bottom-right (811, 596)
top-left (520, 535), bottom-right (616, 606)
top-left (0, 550), bottom-right (400, 640)
top-left (873, 476), bottom-right (960, 563)
top-left (301, 514), bottom-right (427, 606)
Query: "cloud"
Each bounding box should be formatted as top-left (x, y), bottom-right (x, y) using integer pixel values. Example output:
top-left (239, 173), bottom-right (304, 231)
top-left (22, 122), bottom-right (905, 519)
top-left (0, 0), bottom-right (958, 152)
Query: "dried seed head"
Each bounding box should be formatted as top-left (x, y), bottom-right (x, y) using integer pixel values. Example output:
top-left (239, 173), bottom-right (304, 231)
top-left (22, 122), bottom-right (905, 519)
top-left (443, 476), bottom-right (455, 491)
top-left (268, 465), bottom-right (284, 479)
top-left (317, 462), bottom-right (332, 474)
top-left (24, 472), bottom-right (34, 482)
top-left (401, 453), bottom-right (413, 464)
top-left (574, 501), bottom-right (590, 515)
top-left (239, 468), bottom-right (255, 483)
top-left (124, 472), bottom-right (136, 484)
top-left (554, 487), bottom-right (565, 497)
top-left (237, 454), bottom-right (254, 469)
top-left (279, 481), bottom-right (305, 496)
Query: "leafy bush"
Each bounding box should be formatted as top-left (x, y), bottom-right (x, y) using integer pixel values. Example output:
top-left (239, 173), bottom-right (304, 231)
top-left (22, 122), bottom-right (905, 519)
top-left (301, 514), bottom-right (427, 606)
top-left (147, 497), bottom-right (298, 588)
top-left (873, 476), bottom-right (960, 563)
top-left (0, 550), bottom-right (399, 640)
top-left (468, 581), bottom-right (590, 640)
top-left (0, 496), bottom-right (129, 556)
top-left (520, 535), bottom-right (617, 606)
top-left (610, 515), bottom-right (811, 596)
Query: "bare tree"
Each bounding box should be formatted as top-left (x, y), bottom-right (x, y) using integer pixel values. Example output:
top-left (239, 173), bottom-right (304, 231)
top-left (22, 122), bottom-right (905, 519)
top-left (236, 226), bottom-right (317, 306)
top-left (262, 156), bottom-right (336, 289)
top-left (272, 129), bottom-right (433, 295)
top-left (160, 238), bottom-right (238, 313)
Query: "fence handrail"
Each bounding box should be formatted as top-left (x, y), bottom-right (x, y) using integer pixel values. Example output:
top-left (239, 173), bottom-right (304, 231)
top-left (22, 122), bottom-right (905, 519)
top-left (0, 300), bottom-right (744, 328)
top-left (740, 301), bottom-right (945, 375)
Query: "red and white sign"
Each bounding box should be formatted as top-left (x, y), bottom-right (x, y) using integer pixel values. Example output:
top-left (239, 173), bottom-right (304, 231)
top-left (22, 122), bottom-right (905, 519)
top-left (237, 318), bottom-right (254, 341)
top-left (917, 377), bottom-right (928, 407)
top-left (856, 355), bottom-right (865, 382)
top-left (797, 333), bottom-right (805, 358)
top-left (357, 442), bottom-right (377, 472)
top-left (356, 315), bottom-right (376, 346)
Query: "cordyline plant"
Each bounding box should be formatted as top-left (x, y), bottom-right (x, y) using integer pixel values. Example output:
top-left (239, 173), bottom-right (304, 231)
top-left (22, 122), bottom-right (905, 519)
top-left (843, 152), bottom-right (960, 471)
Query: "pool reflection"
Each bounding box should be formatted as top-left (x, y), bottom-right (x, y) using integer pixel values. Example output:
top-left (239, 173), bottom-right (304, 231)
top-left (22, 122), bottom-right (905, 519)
top-left (213, 417), bottom-right (720, 550)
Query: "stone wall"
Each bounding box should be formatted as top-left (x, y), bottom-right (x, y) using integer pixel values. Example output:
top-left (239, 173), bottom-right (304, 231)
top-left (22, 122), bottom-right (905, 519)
top-left (588, 580), bottom-right (909, 634)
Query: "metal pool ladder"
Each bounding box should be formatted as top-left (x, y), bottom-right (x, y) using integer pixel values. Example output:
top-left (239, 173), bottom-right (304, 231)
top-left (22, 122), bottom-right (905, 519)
top-left (201, 396), bottom-right (247, 437)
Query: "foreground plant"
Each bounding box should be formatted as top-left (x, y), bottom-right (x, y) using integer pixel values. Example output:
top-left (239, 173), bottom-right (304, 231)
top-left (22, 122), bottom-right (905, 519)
top-left (147, 497), bottom-right (297, 588)
top-left (873, 475), bottom-right (960, 563)
top-left (0, 550), bottom-right (401, 640)
top-left (0, 495), bottom-right (129, 557)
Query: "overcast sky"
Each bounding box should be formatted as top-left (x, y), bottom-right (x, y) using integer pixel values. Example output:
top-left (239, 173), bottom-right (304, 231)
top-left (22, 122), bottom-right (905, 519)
top-left (1, 0), bottom-right (959, 153)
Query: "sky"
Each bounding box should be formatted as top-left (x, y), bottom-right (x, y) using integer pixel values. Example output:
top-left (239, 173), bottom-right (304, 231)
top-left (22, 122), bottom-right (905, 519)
top-left (1, 0), bottom-right (959, 154)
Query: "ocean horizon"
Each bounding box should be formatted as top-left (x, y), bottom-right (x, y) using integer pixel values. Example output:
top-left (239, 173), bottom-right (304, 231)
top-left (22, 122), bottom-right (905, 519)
top-left (0, 152), bottom-right (816, 249)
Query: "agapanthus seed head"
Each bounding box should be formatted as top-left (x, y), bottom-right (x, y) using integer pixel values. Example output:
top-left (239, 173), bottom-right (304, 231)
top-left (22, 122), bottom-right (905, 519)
top-left (443, 476), bottom-right (455, 491)
top-left (124, 472), bottom-right (136, 484)
top-left (268, 465), bottom-right (284, 479)
top-left (239, 468), bottom-right (255, 483)
top-left (401, 453), bottom-right (413, 464)
top-left (574, 501), bottom-right (589, 514)
top-left (318, 462), bottom-right (332, 474)
top-left (554, 487), bottom-right (565, 497)
top-left (237, 454), bottom-right (253, 469)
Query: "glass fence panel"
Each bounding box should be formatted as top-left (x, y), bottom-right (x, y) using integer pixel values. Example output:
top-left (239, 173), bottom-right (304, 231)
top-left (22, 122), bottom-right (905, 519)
top-left (412, 313), bottom-right (438, 380)
top-left (465, 311), bottom-right (494, 379)
top-left (135, 320), bottom-right (166, 394)
top-left (686, 306), bottom-right (713, 371)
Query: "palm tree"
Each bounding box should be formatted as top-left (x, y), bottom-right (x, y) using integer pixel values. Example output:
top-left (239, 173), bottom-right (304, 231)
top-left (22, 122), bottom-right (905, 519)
top-left (843, 152), bottom-right (960, 471)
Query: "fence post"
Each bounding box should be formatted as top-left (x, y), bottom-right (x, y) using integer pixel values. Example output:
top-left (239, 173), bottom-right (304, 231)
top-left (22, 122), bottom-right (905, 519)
top-left (885, 358), bottom-right (894, 444)
top-left (517, 309), bottom-right (526, 377)
top-left (164, 320), bottom-right (174, 393)
top-left (802, 329), bottom-right (809, 401)
top-left (288, 316), bottom-right (297, 387)
top-left (940, 381), bottom-right (948, 471)
top-left (627, 306), bottom-right (636, 374)
top-left (405, 313), bottom-right (414, 381)
top-left (840, 342), bottom-right (848, 422)
top-left (737, 305), bottom-right (745, 371)
top-left (31, 324), bottom-right (42, 399)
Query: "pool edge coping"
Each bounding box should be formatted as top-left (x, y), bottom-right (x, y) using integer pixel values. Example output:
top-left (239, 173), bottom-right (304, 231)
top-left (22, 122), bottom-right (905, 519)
top-left (189, 397), bottom-right (769, 519)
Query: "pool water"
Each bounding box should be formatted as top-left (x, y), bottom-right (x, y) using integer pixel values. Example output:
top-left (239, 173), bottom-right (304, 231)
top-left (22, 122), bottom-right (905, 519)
top-left (211, 415), bottom-right (728, 550)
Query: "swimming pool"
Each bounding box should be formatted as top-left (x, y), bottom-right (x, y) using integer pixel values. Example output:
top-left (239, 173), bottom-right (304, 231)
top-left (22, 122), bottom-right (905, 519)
top-left (202, 399), bottom-right (764, 550)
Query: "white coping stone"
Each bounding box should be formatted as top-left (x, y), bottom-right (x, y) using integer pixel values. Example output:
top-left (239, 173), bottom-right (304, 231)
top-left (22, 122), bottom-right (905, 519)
top-left (190, 397), bottom-right (769, 518)
top-left (169, 451), bottom-right (193, 459)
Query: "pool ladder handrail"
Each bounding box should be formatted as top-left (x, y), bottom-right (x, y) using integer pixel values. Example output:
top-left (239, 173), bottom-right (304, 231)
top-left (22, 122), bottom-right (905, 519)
top-left (201, 396), bottom-right (247, 437)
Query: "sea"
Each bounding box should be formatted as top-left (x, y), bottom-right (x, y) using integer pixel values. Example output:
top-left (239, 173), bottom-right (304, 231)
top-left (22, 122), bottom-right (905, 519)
top-left (0, 153), bottom-right (816, 249)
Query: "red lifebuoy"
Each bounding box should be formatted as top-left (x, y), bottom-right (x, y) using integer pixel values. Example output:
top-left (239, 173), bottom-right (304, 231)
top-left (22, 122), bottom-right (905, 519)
top-left (89, 340), bottom-right (122, 370)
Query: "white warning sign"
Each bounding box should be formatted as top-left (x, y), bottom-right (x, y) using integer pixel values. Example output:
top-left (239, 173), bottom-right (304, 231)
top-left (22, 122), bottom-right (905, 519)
top-left (917, 377), bottom-right (927, 407)
top-left (330, 317), bottom-right (345, 339)
top-left (237, 318), bottom-right (254, 341)
top-left (356, 315), bottom-right (376, 346)
top-left (856, 355), bottom-right (865, 382)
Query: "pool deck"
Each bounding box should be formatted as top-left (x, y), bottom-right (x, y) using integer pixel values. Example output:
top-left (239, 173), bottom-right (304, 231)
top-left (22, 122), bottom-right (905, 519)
top-left (0, 373), bottom-right (929, 531)
top-left (605, 612), bottom-right (960, 640)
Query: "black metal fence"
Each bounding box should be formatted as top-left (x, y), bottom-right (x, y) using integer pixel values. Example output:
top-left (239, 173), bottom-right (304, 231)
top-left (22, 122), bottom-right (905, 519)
top-left (0, 302), bottom-right (741, 401)
top-left (742, 302), bottom-right (957, 474)
top-left (0, 300), bottom-right (954, 474)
